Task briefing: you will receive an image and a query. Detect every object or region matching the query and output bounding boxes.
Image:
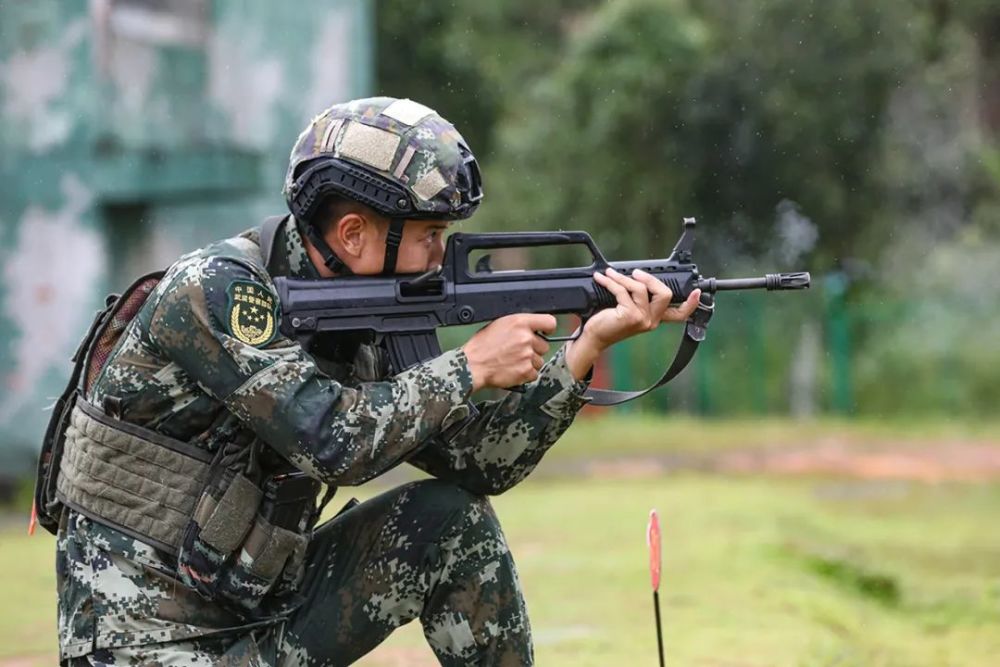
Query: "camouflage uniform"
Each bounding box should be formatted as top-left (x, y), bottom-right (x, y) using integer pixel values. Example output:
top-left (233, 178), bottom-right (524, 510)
top-left (57, 215), bottom-right (591, 666)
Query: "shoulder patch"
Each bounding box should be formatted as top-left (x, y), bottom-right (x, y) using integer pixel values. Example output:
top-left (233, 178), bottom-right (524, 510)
top-left (226, 280), bottom-right (279, 347)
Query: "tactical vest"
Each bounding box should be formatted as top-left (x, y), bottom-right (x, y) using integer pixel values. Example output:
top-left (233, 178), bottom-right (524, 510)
top-left (34, 230), bottom-right (325, 617)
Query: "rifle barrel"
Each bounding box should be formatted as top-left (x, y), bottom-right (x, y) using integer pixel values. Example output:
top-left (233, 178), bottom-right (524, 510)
top-left (697, 272), bottom-right (811, 292)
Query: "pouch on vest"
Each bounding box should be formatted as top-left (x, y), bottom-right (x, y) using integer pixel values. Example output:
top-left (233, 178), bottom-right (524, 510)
top-left (216, 471), bottom-right (317, 613)
top-left (178, 447), bottom-right (262, 598)
top-left (33, 272), bottom-right (163, 536)
top-left (178, 454), bottom-right (318, 616)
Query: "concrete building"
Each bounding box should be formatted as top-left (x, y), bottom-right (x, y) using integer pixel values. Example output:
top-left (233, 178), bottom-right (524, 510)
top-left (0, 0), bottom-right (373, 484)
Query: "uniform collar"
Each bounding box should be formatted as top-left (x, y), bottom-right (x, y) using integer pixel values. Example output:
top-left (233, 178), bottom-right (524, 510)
top-left (284, 217), bottom-right (322, 279)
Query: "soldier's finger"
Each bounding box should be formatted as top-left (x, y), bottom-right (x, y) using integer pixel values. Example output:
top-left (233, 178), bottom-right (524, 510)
top-left (634, 269), bottom-right (672, 322)
top-left (531, 335), bottom-right (550, 356)
top-left (525, 313), bottom-right (558, 334)
top-left (606, 268), bottom-right (650, 307)
top-left (633, 269), bottom-right (671, 299)
top-left (594, 271), bottom-right (632, 307)
top-left (662, 289), bottom-right (702, 322)
top-left (532, 353), bottom-right (544, 371)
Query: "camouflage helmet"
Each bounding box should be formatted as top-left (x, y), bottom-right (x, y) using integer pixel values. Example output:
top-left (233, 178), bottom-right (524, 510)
top-left (283, 97), bottom-right (483, 226)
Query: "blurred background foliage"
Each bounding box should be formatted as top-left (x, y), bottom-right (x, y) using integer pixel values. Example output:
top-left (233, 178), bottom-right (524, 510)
top-left (2, 4), bottom-right (999, 663)
top-left (378, 0), bottom-right (1000, 417)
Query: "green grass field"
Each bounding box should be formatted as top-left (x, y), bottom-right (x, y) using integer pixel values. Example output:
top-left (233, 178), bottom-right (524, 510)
top-left (371, 476), bottom-right (1000, 666)
top-left (3, 417), bottom-right (999, 665)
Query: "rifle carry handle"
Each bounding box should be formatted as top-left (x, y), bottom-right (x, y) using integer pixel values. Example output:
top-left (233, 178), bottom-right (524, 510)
top-left (447, 231), bottom-right (611, 282)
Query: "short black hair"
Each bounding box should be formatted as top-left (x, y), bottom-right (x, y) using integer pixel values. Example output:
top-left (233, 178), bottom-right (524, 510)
top-left (318, 195), bottom-right (386, 232)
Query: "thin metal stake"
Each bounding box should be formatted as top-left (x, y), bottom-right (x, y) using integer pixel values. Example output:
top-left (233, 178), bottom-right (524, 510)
top-left (653, 590), bottom-right (665, 667)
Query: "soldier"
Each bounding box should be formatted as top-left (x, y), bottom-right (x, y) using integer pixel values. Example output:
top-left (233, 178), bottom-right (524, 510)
top-left (44, 97), bottom-right (701, 666)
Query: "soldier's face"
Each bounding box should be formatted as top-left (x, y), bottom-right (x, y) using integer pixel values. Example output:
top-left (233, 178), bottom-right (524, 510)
top-left (391, 220), bottom-right (450, 273)
top-left (316, 213), bottom-right (450, 276)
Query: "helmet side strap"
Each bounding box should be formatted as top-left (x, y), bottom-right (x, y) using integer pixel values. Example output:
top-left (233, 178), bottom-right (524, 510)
top-left (382, 219), bottom-right (405, 275)
top-left (301, 221), bottom-right (351, 276)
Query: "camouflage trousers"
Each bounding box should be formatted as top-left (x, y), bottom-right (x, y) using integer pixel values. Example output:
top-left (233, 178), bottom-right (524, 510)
top-left (68, 480), bottom-right (533, 666)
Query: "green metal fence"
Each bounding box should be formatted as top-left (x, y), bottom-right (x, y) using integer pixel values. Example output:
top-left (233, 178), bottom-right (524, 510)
top-left (595, 275), bottom-right (996, 418)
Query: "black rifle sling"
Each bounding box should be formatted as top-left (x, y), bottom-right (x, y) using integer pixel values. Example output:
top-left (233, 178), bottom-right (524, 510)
top-left (583, 295), bottom-right (714, 406)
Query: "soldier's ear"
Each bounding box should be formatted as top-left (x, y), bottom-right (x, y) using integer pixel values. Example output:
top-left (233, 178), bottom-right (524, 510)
top-left (333, 213), bottom-right (367, 257)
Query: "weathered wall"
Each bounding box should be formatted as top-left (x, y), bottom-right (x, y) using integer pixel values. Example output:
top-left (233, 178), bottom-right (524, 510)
top-left (0, 0), bottom-right (373, 480)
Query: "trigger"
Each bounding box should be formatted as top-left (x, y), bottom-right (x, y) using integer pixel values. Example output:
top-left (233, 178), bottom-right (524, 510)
top-left (538, 316), bottom-right (587, 343)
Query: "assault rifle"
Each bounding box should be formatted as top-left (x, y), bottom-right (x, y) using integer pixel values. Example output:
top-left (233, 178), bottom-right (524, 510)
top-left (273, 218), bottom-right (810, 406)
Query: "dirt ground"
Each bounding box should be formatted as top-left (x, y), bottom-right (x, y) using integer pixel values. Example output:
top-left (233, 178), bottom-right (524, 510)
top-left (578, 436), bottom-right (1000, 482)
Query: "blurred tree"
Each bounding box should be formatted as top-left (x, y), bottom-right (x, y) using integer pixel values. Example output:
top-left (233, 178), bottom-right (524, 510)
top-left (479, 0), bottom-right (710, 259)
top-left (375, 0), bottom-right (600, 158)
top-left (851, 0), bottom-right (1000, 415)
top-left (374, 0), bottom-right (1000, 416)
top-left (480, 0), bottom-right (923, 269)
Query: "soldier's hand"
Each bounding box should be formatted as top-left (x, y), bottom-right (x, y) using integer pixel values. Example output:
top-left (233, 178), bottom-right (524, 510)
top-left (463, 314), bottom-right (557, 391)
top-left (565, 268), bottom-right (701, 380)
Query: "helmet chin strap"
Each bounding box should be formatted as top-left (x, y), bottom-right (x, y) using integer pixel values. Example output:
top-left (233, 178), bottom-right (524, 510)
top-left (382, 219), bottom-right (405, 275)
top-left (302, 222), bottom-right (351, 275)
top-left (303, 217), bottom-right (405, 276)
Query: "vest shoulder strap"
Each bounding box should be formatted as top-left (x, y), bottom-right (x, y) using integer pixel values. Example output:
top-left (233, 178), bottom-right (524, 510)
top-left (259, 215), bottom-right (288, 276)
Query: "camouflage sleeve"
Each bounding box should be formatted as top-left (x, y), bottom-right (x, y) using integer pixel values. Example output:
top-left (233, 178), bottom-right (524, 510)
top-left (407, 345), bottom-right (591, 495)
top-left (147, 256), bottom-right (474, 485)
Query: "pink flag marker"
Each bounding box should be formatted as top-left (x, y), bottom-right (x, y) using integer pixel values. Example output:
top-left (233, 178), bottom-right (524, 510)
top-left (647, 509), bottom-right (665, 666)
top-left (647, 509), bottom-right (662, 591)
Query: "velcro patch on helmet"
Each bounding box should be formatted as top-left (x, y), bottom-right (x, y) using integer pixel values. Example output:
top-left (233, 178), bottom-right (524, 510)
top-left (381, 99), bottom-right (436, 126)
top-left (319, 118), bottom-right (344, 154)
top-left (412, 168), bottom-right (448, 201)
top-left (393, 145), bottom-right (416, 180)
top-left (338, 122), bottom-right (400, 172)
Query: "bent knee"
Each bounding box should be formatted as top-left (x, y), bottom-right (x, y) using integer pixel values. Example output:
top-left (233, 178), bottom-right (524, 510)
top-left (403, 479), bottom-right (487, 514)
top-left (398, 480), bottom-right (497, 532)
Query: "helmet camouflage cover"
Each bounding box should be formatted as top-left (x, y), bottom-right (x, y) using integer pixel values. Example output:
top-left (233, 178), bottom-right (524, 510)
top-left (283, 97), bottom-right (483, 224)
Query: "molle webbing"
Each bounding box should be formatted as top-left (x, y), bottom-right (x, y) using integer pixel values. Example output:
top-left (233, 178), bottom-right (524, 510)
top-left (57, 400), bottom-right (214, 554)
